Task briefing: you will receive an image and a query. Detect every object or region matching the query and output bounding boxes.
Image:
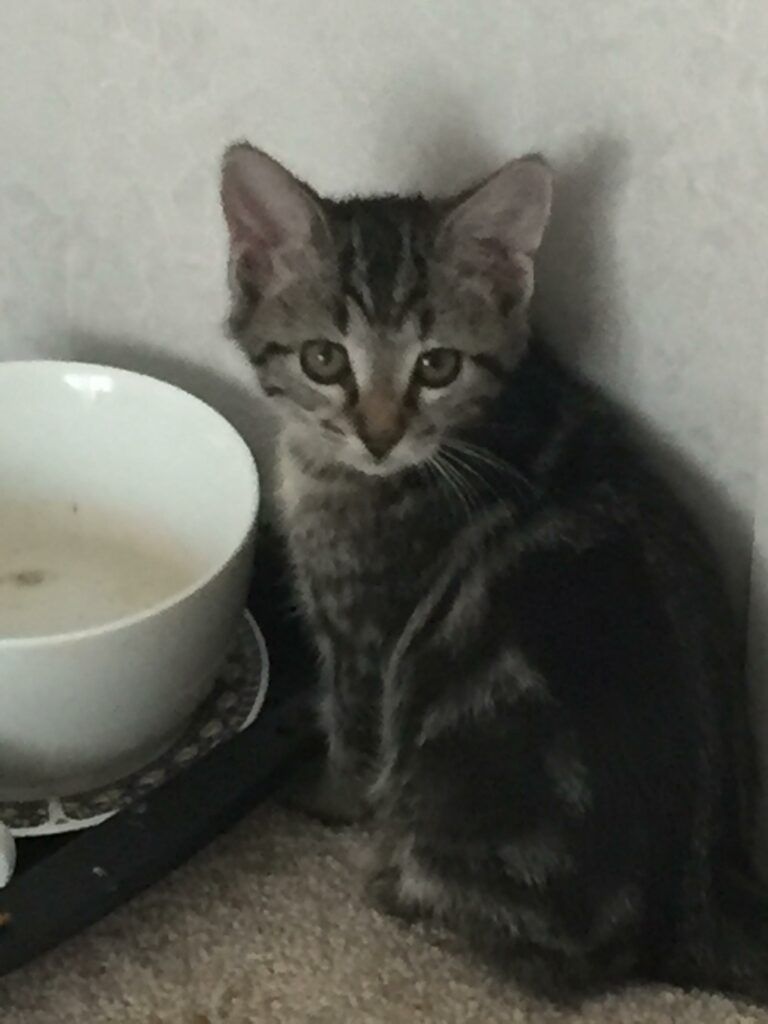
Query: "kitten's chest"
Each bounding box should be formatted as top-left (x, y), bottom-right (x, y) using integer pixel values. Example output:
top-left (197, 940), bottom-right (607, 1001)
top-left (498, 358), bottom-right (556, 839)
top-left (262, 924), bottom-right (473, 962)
top-left (278, 451), bottom-right (446, 636)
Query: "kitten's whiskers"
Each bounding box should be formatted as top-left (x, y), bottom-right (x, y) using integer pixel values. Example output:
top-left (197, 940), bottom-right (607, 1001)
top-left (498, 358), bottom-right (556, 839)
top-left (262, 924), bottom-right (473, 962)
top-left (443, 439), bottom-right (536, 504)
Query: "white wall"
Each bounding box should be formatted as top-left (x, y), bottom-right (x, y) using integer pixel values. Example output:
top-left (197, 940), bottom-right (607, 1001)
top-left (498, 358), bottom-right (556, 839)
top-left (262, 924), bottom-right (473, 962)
top-left (2, 0), bottom-right (767, 788)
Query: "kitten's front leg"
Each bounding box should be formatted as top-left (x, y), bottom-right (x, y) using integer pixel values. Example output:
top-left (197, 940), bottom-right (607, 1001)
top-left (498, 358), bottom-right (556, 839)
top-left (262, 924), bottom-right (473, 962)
top-left (283, 756), bottom-right (369, 826)
top-left (283, 647), bottom-right (378, 825)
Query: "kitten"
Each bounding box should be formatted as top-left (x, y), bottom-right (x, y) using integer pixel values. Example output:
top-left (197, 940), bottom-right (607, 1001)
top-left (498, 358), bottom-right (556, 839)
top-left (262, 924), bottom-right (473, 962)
top-left (220, 142), bottom-right (768, 1003)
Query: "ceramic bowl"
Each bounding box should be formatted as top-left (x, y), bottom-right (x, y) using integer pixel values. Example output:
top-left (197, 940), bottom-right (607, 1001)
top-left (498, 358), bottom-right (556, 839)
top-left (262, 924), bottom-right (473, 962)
top-left (0, 362), bottom-right (259, 800)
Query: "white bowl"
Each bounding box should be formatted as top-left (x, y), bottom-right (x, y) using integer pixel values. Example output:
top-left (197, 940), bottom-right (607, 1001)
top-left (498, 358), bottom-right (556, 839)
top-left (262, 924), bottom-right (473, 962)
top-left (0, 362), bottom-right (259, 801)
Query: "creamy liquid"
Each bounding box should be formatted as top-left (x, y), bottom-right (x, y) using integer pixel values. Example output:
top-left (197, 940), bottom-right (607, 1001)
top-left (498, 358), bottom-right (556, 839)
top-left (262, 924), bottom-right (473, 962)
top-left (0, 502), bottom-right (201, 638)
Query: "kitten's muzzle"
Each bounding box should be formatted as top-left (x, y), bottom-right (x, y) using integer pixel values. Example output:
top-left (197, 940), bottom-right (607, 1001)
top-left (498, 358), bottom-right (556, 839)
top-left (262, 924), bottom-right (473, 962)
top-left (353, 391), bottom-right (406, 460)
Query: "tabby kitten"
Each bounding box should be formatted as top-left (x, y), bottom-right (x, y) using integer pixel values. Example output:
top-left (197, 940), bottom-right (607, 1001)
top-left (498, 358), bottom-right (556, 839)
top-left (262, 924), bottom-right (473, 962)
top-left (220, 142), bottom-right (767, 1002)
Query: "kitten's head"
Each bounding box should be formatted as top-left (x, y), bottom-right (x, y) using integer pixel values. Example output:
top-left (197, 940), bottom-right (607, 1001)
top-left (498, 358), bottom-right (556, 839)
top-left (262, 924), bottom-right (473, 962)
top-left (220, 143), bottom-right (552, 476)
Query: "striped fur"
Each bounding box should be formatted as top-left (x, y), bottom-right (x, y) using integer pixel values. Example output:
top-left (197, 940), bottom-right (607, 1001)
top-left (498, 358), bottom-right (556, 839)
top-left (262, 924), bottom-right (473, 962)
top-left (220, 143), bottom-right (768, 1006)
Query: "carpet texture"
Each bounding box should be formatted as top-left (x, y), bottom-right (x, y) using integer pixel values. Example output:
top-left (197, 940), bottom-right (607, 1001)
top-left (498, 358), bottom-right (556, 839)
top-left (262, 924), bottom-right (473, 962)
top-left (1, 805), bottom-right (766, 1024)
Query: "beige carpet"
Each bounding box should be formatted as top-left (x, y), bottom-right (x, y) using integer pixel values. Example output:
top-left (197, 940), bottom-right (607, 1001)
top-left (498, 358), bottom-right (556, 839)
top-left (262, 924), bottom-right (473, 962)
top-left (1, 805), bottom-right (766, 1024)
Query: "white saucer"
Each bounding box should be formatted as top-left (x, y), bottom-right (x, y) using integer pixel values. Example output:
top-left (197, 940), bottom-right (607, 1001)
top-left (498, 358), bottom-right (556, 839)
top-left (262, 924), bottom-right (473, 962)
top-left (0, 611), bottom-right (269, 839)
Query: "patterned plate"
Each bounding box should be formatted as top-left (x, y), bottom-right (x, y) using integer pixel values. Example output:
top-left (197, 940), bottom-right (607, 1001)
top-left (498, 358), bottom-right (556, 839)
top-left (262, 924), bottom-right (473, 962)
top-left (1, 611), bottom-right (269, 838)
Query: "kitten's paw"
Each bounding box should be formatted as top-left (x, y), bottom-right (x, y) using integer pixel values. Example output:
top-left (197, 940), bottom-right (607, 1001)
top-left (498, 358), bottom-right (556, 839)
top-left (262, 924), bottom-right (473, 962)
top-left (366, 867), bottom-right (421, 923)
top-left (280, 760), bottom-right (369, 826)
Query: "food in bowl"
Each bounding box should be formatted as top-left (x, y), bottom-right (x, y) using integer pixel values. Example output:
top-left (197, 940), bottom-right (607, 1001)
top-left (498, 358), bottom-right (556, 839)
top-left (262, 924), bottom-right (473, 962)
top-left (0, 362), bottom-right (259, 801)
top-left (0, 500), bottom-right (198, 638)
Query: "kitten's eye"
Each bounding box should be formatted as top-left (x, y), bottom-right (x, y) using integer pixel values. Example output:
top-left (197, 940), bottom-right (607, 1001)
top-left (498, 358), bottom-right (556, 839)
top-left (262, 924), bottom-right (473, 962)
top-left (414, 348), bottom-right (462, 389)
top-left (300, 339), bottom-right (350, 385)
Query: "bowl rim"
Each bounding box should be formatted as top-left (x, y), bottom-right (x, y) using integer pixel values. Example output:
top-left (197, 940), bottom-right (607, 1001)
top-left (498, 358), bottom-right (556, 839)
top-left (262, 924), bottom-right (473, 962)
top-left (0, 360), bottom-right (260, 649)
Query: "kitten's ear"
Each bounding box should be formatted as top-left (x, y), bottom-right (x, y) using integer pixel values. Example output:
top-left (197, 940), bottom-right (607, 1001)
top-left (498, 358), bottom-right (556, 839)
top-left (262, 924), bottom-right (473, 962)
top-left (220, 143), bottom-right (331, 299)
top-left (436, 156), bottom-right (553, 304)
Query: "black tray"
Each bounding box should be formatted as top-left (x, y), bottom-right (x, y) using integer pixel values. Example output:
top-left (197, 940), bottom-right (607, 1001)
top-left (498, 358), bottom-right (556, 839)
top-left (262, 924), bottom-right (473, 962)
top-left (0, 529), bottom-right (318, 976)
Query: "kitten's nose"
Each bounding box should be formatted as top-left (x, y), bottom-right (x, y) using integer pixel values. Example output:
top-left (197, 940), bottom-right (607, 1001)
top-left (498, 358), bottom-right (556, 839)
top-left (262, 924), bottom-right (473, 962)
top-left (355, 391), bottom-right (405, 460)
top-left (361, 430), bottom-right (400, 460)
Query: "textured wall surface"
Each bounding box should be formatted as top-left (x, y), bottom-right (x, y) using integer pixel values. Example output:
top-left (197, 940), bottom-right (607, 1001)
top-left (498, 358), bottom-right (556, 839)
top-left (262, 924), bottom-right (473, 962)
top-left (2, 0), bottom-right (765, 585)
top-left (1, 1), bottom-right (767, 819)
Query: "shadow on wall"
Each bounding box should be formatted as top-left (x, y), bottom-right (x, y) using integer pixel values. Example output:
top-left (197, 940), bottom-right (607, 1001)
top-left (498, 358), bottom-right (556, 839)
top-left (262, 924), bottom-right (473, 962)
top-left (367, 79), bottom-right (506, 195)
top-left (67, 331), bottom-right (279, 517)
top-left (535, 134), bottom-right (630, 370)
top-left (533, 136), bottom-right (753, 622)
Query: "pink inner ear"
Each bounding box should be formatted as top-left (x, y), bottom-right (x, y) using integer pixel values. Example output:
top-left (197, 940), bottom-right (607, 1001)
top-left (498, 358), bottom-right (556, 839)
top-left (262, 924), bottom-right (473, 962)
top-left (221, 144), bottom-right (331, 298)
top-left (444, 234), bottom-right (533, 311)
top-left (440, 159), bottom-right (553, 262)
top-left (454, 236), bottom-right (527, 278)
top-left (222, 179), bottom-right (281, 251)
